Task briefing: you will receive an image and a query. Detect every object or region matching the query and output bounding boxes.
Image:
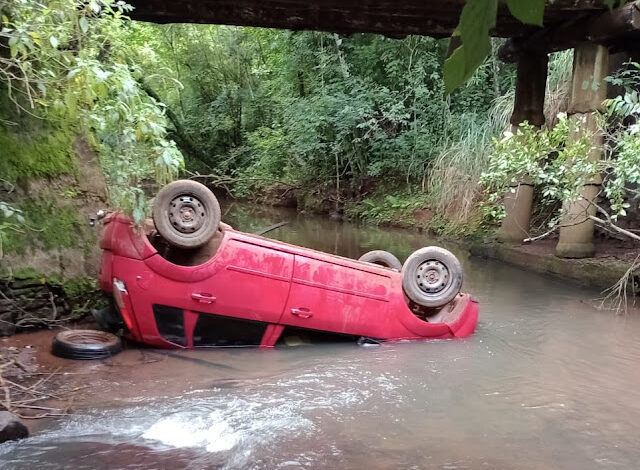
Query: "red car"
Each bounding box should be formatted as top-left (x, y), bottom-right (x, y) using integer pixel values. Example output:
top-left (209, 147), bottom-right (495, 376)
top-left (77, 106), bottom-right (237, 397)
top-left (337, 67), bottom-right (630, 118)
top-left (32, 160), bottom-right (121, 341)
top-left (98, 181), bottom-right (478, 349)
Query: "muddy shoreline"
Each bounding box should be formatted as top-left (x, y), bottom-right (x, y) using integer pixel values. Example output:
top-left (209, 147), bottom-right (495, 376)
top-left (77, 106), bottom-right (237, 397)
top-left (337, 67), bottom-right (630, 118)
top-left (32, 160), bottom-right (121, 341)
top-left (2, 326), bottom-right (285, 436)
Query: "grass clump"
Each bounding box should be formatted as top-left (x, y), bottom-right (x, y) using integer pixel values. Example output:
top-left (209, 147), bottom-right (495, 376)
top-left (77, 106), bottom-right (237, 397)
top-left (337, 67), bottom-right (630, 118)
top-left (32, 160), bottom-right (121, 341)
top-left (345, 190), bottom-right (430, 227)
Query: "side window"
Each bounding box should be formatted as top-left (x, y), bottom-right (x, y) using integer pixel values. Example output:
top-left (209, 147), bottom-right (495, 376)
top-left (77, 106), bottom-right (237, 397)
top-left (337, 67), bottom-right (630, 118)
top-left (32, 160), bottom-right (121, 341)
top-left (153, 305), bottom-right (186, 346)
top-left (193, 313), bottom-right (267, 347)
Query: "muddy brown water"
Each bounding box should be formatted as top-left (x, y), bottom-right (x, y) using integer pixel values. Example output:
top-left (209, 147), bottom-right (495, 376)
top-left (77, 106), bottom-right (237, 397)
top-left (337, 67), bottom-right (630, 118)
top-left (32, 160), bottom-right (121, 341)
top-left (2, 203), bottom-right (640, 469)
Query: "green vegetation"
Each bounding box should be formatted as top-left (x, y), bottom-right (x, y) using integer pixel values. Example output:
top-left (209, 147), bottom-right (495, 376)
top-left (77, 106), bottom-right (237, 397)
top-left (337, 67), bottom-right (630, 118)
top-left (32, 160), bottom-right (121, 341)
top-left (0, 0), bottom-right (585, 244)
top-left (127, 25), bottom-right (516, 234)
top-left (0, 0), bottom-right (183, 222)
top-left (0, 0), bottom-right (186, 260)
top-left (482, 62), bottom-right (640, 242)
top-left (53, 275), bottom-right (105, 317)
top-left (0, 127), bottom-right (76, 182)
top-left (0, 0), bottom-right (638, 247)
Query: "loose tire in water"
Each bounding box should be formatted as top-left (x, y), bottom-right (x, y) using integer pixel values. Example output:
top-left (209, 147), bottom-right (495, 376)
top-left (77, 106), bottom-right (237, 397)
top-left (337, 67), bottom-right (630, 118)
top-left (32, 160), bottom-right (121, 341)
top-left (153, 179), bottom-right (221, 250)
top-left (51, 330), bottom-right (122, 360)
top-left (401, 246), bottom-right (463, 308)
top-left (358, 250), bottom-right (403, 270)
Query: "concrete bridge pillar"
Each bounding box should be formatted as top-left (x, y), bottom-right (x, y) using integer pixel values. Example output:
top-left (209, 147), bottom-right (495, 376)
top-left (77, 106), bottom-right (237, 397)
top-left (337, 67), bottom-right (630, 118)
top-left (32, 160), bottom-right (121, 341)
top-left (556, 43), bottom-right (608, 259)
top-left (497, 53), bottom-right (548, 243)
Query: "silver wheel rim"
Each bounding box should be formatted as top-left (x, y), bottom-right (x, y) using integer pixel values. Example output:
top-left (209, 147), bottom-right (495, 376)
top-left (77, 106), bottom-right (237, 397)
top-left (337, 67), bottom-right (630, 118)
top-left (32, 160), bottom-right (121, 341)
top-left (416, 260), bottom-right (449, 294)
top-left (168, 195), bottom-right (206, 234)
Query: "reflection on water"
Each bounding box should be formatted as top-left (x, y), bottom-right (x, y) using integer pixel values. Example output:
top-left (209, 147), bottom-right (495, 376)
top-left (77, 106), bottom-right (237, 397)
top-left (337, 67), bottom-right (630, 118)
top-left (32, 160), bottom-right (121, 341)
top-left (222, 201), bottom-right (443, 262)
top-left (3, 202), bottom-right (640, 469)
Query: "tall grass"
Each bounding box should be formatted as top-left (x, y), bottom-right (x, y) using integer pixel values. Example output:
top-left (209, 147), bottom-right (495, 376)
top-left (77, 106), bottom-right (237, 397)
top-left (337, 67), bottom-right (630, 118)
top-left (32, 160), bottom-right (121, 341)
top-left (427, 98), bottom-right (512, 228)
top-left (545, 50), bottom-right (573, 127)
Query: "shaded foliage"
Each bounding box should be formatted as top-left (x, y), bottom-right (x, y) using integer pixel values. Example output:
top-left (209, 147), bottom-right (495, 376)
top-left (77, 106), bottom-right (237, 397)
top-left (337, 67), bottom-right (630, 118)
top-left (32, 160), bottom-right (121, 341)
top-left (132, 24), bottom-right (515, 221)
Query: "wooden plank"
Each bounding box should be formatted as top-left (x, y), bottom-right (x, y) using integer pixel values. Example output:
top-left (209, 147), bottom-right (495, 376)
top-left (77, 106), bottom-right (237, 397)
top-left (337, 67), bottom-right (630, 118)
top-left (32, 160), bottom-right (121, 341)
top-left (126, 0), bottom-right (608, 38)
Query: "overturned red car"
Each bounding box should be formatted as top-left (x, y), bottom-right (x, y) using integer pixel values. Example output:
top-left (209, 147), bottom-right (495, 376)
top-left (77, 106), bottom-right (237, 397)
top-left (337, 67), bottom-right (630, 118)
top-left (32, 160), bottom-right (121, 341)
top-left (98, 180), bottom-right (478, 349)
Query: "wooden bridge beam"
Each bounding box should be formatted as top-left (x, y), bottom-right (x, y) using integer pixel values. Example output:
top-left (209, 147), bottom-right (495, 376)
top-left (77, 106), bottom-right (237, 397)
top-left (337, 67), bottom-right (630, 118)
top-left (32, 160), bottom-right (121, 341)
top-left (499, 0), bottom-right (640, 62)
top-left (497, 53), bottom-right (548, 244)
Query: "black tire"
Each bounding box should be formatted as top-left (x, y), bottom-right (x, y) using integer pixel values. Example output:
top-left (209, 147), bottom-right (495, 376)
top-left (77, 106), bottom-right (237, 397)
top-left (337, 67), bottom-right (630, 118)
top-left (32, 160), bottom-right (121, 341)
top-left (401, 246), bottom-right (463, 308)
top-left (51, 330), bottom-right (122, 360)
top-left (152, 180), bottom-right (221, 250)
top-left (358, 250), bottom-right (403, 270)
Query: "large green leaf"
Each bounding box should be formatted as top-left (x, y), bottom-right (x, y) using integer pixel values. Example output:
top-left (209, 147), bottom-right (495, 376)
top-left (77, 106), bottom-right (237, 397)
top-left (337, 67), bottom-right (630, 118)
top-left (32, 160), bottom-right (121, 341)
top-left (459, 0), bottom-right (497, 70)
top-left (443, 43), bottom-right (466, 95)
top-left (506, 0), bottom-right (545, 26)
top-left (444, 0), bottom-right (497, 94)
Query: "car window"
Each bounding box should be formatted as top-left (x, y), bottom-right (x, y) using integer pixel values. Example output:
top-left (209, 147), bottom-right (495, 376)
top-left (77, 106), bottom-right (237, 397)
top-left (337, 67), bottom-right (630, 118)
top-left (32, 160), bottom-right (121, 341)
top-left (193, 313), bottom-right (268, 347)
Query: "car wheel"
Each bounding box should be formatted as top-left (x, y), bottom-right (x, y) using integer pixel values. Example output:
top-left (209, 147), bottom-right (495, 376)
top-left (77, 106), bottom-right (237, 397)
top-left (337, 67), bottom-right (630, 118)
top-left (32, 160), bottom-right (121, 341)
top-left (401, 247), bottom-right (463, 308)
top-left (51, 330), bottom-right (122, 360)
top-left (153, 180), bottom-right (221, 249)
top-left (358, 250), bottom-right (403, 270)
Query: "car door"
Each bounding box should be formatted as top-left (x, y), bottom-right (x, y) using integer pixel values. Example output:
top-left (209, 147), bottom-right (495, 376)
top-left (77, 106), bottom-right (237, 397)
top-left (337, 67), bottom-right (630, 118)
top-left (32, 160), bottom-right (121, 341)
top-left (281, 254), bottom-right (391, 337)
top-left (141, 234), bottom-right (294, 345)
top-left (189, 236), bottom-right (294, 324)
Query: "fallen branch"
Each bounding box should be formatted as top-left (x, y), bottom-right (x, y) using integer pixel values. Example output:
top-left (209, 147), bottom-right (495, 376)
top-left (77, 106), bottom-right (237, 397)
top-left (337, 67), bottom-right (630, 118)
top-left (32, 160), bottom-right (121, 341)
top-left (523, 217), bottom-right (593, 243)
top-left (589, 215), bottom-right (640, 242)
top-left (3, 378), bottom-right (63, 400)
top-left (12, 404), bottom-right (65, 412)
top-left (524, 227), bottom-right (557, 243)
top-left (185, 171), bottom-right (299, 190)
top-left (600, 255), bottom-right (640, 314)
top-left (12, 396), bottom-right (48, 406)
top-left (28, 367), bottom-right (61, 392)
top-left (16, 412), bottom-right (69, 419)
top-left (0, 365), bottom-right (69, 418)
top-left (0, 367), bottom-right (11, 412)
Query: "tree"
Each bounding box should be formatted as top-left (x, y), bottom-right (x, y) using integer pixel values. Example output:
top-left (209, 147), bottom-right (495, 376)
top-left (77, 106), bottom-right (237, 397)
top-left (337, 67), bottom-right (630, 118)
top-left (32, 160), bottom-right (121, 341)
top-left (0, 0), bottom-right (183, 221)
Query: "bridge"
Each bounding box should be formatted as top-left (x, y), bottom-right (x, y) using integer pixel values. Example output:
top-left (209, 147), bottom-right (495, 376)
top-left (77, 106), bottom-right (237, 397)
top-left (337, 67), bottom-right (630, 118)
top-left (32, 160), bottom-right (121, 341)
top-left (126, 0), bottom-right (640, 57)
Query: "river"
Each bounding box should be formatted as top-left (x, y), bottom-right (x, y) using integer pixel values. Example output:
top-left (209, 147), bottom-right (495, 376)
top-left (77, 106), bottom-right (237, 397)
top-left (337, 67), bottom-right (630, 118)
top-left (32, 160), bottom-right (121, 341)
top-left (2, 202), bottom-right (640, 469)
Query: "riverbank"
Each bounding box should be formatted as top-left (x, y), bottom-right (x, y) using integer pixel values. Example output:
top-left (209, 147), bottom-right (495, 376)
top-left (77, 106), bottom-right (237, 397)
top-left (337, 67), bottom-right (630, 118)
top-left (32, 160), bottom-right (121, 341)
top-left (471, 238), bottom-right (639, 295)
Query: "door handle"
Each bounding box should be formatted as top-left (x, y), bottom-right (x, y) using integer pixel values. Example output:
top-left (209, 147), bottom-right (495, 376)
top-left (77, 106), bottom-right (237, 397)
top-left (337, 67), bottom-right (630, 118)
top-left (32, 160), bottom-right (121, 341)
top-left (291, 307), bottom-right (313, 319)
top-left (191, 293), bottom-right (216, 304)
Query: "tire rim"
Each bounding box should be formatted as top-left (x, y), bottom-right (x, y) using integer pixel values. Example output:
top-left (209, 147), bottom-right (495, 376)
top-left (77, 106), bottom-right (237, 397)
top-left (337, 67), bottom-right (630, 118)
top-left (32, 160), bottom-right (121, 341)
top-left (168, 195), bottom-right (206, 234)
top-left (416, 260), bottom-right (449, 294)
top-left (60, 330), bottom-right (116, 346)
